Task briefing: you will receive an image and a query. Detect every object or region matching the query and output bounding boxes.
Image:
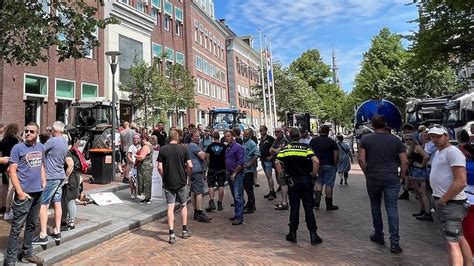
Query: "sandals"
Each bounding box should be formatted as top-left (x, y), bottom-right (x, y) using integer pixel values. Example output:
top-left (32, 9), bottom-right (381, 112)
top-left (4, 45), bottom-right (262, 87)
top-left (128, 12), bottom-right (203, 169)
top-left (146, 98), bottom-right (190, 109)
top-left (274, 202), bottom-right (289, 210)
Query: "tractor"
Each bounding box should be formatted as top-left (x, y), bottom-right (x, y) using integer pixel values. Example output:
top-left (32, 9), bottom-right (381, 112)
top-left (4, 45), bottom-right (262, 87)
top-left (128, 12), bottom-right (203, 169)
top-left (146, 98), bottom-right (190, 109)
top-left (208, 108), bottom-right (249, 133)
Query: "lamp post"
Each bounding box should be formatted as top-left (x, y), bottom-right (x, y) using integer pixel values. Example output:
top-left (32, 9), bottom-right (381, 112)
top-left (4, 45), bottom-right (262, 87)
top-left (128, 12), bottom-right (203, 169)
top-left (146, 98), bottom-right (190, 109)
top-left (105, 51), bottom-right (121, 180)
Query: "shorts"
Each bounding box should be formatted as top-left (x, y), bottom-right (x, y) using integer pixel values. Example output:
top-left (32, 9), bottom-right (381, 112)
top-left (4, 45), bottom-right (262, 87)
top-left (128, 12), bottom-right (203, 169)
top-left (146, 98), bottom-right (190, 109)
top-left (409, 167), bottom-right (428, 181)
top-left (190, 172), bottom-right (205, 194)
top-left (277, 170), bottom-right (287, 186)
top-left (315, 165), bottom-right (337, 188)
top-left (434, 198), bottom-right (469, 242)
top-left (41, 179), bottom-right (64, 205)
top-left (120, 150), bottom-right (127, 163)
top-left (261, 161), bottom-right (273, 175)
top-left (164, 185), bottom-right (190, 206)
top-left (115, 150), bottom-right (121, 163)
top-left (207, 169), bottom-right (226, 188)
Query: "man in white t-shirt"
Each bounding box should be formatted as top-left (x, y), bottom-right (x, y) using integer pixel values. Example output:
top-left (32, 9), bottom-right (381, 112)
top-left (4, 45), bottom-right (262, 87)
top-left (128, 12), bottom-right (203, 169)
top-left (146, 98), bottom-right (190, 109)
top-left (428, 126), bottom-right (472, 265)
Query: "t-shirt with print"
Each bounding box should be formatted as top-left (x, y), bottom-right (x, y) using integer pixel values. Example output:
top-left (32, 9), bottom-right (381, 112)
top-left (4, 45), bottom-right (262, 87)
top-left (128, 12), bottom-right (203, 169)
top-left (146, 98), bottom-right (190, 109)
top-left (359, 132), bottom-right (405, 182)
top-left (188, 142), bottom-right (204, 174)
top-left (157, 143), bottom-right (189, 192)
top-left (44, 136), bottom-right (68, 180)
top-left (206, 142), bottom-right (226, 171)
top-left (430, 145), bottom-right (467, 200)
top-left (9, 142), bottom-right (44, 193)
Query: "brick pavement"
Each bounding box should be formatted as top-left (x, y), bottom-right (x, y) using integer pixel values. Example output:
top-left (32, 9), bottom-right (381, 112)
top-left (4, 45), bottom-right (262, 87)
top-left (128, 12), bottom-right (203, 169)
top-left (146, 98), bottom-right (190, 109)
top-left (60, 166), bottom-right (448, 265)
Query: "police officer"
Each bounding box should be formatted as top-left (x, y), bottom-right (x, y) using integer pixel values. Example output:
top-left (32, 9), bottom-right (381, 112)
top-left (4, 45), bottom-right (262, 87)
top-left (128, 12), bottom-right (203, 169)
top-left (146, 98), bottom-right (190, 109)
top-left (275, 127), bottom-right (322, 245)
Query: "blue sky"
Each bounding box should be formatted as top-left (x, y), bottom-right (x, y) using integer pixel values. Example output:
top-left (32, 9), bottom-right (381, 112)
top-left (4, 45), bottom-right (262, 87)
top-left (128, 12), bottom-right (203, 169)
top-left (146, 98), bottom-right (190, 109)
top-left (215, 0), bottom-right (419, 92)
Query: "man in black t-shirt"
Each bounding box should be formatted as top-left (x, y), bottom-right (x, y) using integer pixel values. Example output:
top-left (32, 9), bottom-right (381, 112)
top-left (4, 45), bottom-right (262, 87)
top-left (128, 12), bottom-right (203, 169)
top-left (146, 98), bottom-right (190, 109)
top-left (205, 131), bottom-right (227, 212)
top-left (157, 129), bottom-right (193, 245)
top-left (152, 122), bottom-right (167, 147)
top-left (259, 125), bottom-right (276, 200)
top-left (309, 125), bottom-right (339, 211)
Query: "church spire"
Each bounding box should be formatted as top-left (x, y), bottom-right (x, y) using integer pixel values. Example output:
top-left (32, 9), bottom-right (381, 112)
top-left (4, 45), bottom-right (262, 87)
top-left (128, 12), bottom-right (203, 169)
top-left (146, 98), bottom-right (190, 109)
top-left (332, 46), bottom-right (341, 89)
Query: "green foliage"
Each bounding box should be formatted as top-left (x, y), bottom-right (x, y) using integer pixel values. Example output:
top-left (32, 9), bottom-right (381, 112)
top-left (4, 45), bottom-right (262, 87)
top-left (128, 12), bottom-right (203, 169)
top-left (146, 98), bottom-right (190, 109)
top-left (409, 0), bottom-right (474, 68)
top-left (0, 0), bottom-right (118, 65)
top-left (288, 49), bottom-right (332, 89)
top-left (166, 63), bottom-right (196, 111)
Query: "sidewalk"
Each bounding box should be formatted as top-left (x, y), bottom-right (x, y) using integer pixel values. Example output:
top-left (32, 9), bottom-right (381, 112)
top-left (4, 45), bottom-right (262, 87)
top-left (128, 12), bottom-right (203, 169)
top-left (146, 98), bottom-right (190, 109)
top-left (0, 174), bottom-right (170, 265)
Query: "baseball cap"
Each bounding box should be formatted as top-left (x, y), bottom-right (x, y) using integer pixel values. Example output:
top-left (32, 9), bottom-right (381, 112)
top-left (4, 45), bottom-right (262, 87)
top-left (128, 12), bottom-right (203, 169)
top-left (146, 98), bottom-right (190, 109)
top-left (428, 126), bottom-right (448, 135)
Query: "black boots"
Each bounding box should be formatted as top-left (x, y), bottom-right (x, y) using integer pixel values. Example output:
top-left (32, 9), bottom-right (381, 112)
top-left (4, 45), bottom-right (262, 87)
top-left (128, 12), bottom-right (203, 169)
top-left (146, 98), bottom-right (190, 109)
top-left (398, 190), bottom-right (409, 200)
top-left (205, 200), bottom-right (216, 212)
top-left (310, 231), bottom-right (323, 245)
top-left (286, 230), bottom-right (297, 243)
top-left (217, 201), bottom-right (223, 211)
top-left (314, 191), bottom-right (322, 209)
top-left (325, 197), bottom-right (339, 211)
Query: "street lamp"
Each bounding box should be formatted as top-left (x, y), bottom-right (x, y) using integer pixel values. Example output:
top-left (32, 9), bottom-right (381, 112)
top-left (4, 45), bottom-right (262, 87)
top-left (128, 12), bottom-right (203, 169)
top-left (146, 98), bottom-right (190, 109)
top-left (105, 51), bottom-right (121, 181)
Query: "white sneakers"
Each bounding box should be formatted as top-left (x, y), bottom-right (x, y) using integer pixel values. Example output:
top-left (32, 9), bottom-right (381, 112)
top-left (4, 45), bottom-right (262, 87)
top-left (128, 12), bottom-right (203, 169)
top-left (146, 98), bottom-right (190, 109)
top-left (4, 211), bottom-right (13, 220)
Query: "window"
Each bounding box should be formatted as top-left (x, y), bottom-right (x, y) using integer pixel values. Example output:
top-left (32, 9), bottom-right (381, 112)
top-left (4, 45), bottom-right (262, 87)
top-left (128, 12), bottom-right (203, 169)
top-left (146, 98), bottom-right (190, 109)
top-left (222, 88), bottom-right (226, 101)
top-left (205, 80), bottom-right (210, 95)
top-left (216, 85), bottom-right (221, 100)
top-left (151, 8), bottom-right (158, 21)
top-left (39, 0), bottom-right (49, 15)
top-left (165, 47), bottom-right (174, 63)
top-left (119, 35), bottom-right (143, 84)
top-left (152, 42), bottom-right (162, 59)
top-left (164, 15), bottom-right (171, 31)
top-left (81, 83), bottom-right (98, 98)
top-left (84, 27), bottom-right (98, 59)
top-left (175, 21), bottom-right (182, 36)
top-left (24, 74), bottom-right (48, 96)
top-left (151, 0), bottom-right (161, 9)
top-left (119, 0), bottom-right (129, 4)
top-left (197, 77), bottom-right (203, 93)
top-left (57, 9), bottom-right (68, 41)
top-left (136, 1), bottom-right (146, 12)
top-left (195, 55), bottom-right (203, 71)
top-left (211, 83), bottom-right (216, 98)
top-left (55, 79), bottom-right (75, 99)
top-left (164, 1), bottom-right (173, 16)
top-left (176, 52), bottom-right (184, 65)
top-left (175, 7), bottom-right (183, 22)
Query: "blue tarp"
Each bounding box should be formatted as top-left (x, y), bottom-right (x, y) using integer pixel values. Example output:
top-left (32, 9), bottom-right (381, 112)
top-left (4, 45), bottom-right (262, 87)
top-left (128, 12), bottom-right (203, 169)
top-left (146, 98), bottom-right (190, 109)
top-left (355, 99), bottom-right (402, 131)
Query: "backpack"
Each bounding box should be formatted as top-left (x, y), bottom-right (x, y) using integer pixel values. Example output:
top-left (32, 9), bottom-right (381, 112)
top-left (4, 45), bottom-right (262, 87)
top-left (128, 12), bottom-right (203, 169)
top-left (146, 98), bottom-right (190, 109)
top-left (72, 147), bottom-right (88, 174)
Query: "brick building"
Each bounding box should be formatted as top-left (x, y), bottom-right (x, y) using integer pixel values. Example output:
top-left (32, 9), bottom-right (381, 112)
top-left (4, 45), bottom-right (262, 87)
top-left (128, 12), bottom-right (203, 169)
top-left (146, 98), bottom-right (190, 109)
top-left (0, 0), bottom-right (106, 130)
top-left (183, 0), bottom-right (229, 127)
top-left (218, 20), bottom-right (262, 127)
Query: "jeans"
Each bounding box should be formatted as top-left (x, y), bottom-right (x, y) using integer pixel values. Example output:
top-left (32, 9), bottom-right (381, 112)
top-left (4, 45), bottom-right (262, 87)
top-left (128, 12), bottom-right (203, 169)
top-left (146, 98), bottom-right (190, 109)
top-left (315, 165), bottom-right (337, 188)
top-left (288, 176), bottom-right (317, 232)
top-left (61, 197), bottom-right (76, 224)
top-left (6, 191), bottom-right (42, 264)
top-left (227, 171), bottom-right (244, 221)
top-left (366, 178), bottom-right (401, 246)
top-left (243, 172), bottom-right (255, 209)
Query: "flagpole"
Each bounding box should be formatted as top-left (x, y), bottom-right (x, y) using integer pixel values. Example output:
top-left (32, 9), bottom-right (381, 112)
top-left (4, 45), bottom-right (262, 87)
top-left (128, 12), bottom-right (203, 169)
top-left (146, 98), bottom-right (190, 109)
top-left (269, 40), bottom-right (278, 127)
top-left (264, 35), bottom-right (274, 131)
top-left (258, 29), bottom-right (268, 128)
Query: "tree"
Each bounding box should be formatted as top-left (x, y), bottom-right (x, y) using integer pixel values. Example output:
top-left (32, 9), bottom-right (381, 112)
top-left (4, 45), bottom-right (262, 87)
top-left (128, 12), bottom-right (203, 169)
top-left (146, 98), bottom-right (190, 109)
top-left (0, 0), bottom-right (118, 65)
top-left (409, 0), bottom-right (474, 68)
top-left (120, 58), bottom-right (171, 128)
top-left (317, 83), bottom-right (347, 126)
top-left (288, 49), bottom-right (332, 89)
top-left (166, 63), bottom-right (196, 126)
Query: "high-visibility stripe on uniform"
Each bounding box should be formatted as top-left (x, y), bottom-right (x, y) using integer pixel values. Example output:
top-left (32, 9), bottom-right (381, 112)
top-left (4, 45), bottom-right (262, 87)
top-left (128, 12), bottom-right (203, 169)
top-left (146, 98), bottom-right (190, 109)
top-left (277, 148), bottom-right (314, 158)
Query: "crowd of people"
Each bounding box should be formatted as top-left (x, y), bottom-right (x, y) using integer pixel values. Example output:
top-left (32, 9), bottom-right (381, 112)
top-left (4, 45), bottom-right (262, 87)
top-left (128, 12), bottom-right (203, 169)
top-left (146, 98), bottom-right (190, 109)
top-left (0, 116), bottom-right (473, 264)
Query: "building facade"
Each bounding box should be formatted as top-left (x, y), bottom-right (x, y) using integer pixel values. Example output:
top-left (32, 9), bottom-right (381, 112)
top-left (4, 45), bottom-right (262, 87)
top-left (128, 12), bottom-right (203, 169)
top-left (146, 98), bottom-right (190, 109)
top-left (0, 0), bottom-right (105, 130)
top-left (184, 0), bottom-right (229, 127)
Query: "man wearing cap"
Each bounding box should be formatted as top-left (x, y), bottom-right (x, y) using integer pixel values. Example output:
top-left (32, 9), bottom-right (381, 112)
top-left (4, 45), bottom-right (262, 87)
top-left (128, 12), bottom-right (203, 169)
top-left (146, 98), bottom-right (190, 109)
top-left (428, 126), bottom-right (472, 265)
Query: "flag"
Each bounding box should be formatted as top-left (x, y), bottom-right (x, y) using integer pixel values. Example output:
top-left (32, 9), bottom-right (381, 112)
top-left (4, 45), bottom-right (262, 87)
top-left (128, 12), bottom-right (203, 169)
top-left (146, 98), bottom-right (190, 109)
top-left (266, 48), bottom-right (273, 86)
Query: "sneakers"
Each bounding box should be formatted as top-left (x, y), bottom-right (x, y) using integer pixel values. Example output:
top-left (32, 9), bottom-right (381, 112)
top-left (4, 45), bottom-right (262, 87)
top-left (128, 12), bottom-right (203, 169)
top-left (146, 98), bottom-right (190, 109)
top-left (390, 245), bottom-right (403, 254)
top-left (50, 231), bottom-right (62, 241)
top-left (243, 207), bottom-right (255, 214)
top-left (131, 194), bottom-right (136, 200)
top-left (232, 219), bottom-right (244, 225)
top-left (398, 190), bottom-right (409, 200)
top-left (274, 202), bottom-right (289, 210)
top-left (139, 199), bottom-right (151, 204)
top-left (310, 232), bottom-right (323, 245)
top-left (412, 210), bottom-right (425, 217)
top-left (168, 234), bottom-right (176, 244)
top-left (197, 213), bottom-right (212, 223)
top-left (32, 235), bottom-right (49, 245)
top-left (182, 230), bottom-right (192, 239)
top-left (340, 178), bottom-right (343, 185)
top-left (369, 234), bottom-right (385, 245)
top-left (416, 213), bottom-right (434, 221)
top-left (60, 223), bottom-right (75, 231)
top-left (4, 210), bottom-right (13, 220)
top-left (22, 254), bottom-right (44, 265)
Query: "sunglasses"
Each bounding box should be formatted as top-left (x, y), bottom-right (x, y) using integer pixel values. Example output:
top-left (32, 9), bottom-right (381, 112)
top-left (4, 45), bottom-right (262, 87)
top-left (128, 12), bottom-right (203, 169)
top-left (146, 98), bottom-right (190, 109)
top-left (25, 129), bottom-right (36, 134)
top-left (404, 138), bottom-right (413, 142)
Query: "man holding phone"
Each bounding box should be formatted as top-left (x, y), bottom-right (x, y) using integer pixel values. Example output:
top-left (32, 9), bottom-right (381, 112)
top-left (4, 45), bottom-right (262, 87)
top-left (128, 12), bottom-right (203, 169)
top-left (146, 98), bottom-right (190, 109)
top-left (5, 122), bottom-right (45, 265)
